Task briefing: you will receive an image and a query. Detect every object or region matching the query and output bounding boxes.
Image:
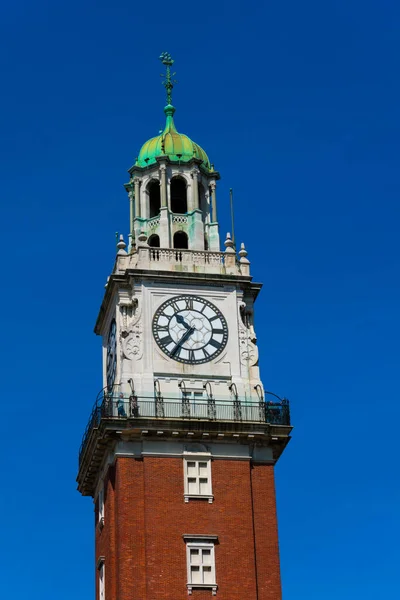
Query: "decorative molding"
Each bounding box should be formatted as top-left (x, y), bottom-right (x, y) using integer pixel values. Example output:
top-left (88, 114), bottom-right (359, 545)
top-left (187, 584), bottom-right (217, 596)
top-left (184, 494), bottom-right (214, 503)
top-left (183, 534), bottom-right (218, 541)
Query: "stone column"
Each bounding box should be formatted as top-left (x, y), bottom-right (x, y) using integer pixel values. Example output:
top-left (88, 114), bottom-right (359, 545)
top-left (134, 178), bottom-right (141, 218)
top-left (210, 181), bottom-right (217, 223)
top-left (191, 170), bottom-right (199, 211)
top-left (159, 163), bottom-right (170, 248)
top-left (128, 187), bottom-right (135, 236)
top-left (160, 163), bottom-right (167, 208)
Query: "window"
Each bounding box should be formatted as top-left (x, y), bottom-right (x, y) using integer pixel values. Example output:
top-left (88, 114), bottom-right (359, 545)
top-left (170, 177), bottom-right (187, 213)
top-left (183, 536), bottom-right (218, 595)
top-left (184, 457), bottom-right (212, 502)
top-left (98, 561), bottom-right (105, 600)
top-left (148, 234), bottom-right (160, 248)
top-left (148, 180), bottom-right (161, 217)
top-left (98, 485), bottom-right (104, 526)
top-left (173, 230), bottom-right (188, 249)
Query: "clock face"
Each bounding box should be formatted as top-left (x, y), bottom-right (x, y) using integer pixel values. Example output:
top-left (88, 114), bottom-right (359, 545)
top-left (106, 319), bottom-right (117, 390)
top-left (152, 295), bottom-right (228, 364)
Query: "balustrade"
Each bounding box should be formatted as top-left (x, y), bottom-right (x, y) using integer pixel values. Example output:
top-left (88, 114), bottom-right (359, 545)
top-left (79, 392), bottom-right (291, 465)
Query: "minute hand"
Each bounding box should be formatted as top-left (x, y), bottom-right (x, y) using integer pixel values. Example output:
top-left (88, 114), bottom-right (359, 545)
top-left (171, 327), bottom-right (195, 356)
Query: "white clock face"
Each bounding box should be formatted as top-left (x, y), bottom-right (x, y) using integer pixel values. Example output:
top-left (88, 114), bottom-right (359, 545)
top-left (152, 295), bottom-right (228, 364)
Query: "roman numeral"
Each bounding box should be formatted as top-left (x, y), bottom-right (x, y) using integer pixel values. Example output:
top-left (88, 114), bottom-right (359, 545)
top-left (160, 335), bottom-right (173, 346)
top-left (203, 347), bottom-right (210, 359)
top-left (209, 315), bottom-right (219, 322)
top-left (209, 339), bottom-right (221, 349)
top-left (171, 301), bottom-right (180, 312)
top-left (188, 350), bottom-right (195, 362)
top-left (212, 328), bottom-right (224, 334)
top-left (184, 297), bottom-right (194, 310)
top-left (157, 325), bottom-right (169, 332)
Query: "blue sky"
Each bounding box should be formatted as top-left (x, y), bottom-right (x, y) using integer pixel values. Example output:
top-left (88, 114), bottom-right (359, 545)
top-left (0, 0), bottom-right (399, 598)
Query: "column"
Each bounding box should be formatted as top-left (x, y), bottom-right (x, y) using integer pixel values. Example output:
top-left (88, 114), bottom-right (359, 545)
top-left (134, 178), bottom-right (141, 218)
top-left (128, 187), bottom-right (134, 236)
top-left (160, 164), bottom-right (167, 208)
top-left (192, 170), bottom-right (199, 211)
top-left (208, 180), bottom-right (220, 251)
top-left (210, 181), bottom-right (217, 223)
top-left (159, 164), bottom-right (170, 248)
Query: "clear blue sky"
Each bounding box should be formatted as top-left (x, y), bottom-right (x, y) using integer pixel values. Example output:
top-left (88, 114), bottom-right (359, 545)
top-left (0, 1), bottom-right (399, 598)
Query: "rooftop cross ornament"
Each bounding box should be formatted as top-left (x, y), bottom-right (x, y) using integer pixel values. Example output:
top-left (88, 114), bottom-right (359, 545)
top-left (159, 51), bottom-right (177, 106)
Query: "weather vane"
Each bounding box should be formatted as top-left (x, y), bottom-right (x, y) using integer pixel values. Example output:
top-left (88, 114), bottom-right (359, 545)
top-left (159, 51), bottom-right (177, 106)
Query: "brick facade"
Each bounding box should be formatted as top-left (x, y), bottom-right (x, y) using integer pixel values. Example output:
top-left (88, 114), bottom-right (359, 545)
top-left (95, 456), bottom-right (282, 600)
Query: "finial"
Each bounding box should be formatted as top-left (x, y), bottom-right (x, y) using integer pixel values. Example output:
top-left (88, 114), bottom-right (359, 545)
top-left (137, 230), bottom-right (148, 247)
top-left (159, 52), bottom-right (177, 107)
top-left (239, 242), bottom-right (250, 275)
top-left (224, 232), bottom-right (235, 253)
top-left (117, 234), bottom-right (127, 255)
top-left (239, 242), bottom-right (248, 258)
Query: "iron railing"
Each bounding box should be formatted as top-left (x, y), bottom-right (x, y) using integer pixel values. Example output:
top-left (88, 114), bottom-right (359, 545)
top-left (79, 391), bottom-right (290, 465)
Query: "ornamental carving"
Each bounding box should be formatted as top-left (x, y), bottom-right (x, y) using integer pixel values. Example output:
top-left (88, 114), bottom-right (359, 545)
top-left (238, 300), bottom-right (259, 367)
top-left (119, 295), bottom-right (143, 361)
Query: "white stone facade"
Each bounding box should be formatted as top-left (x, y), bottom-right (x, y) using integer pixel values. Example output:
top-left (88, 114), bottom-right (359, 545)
top-left (98, 259), bottom-right (263, 405)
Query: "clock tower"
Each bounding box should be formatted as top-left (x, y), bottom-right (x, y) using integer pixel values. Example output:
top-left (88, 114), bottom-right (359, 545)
top-left (77, 53), bottom-right (292, 600)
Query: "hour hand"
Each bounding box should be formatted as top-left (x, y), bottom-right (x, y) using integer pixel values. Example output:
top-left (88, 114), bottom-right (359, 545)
top-left (176, 314), bottom-right (191, 329)
top-left (171, 326), bottom-right (195, 356)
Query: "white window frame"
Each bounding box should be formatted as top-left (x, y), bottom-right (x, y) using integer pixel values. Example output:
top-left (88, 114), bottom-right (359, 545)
top-left (183, 455), bottom-right (213, 503)
top-left (183, 535), bottom-right (218, 596)
top-left (97, 483), bottom-right (105, 527)
top-left (97, 559), bottom-right (105, 600)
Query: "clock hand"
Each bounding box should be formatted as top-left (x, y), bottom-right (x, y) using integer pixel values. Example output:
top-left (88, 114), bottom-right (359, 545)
top-left (176, 314), bottom-right (191, 329)
top-left (171, 326), bottom-right (195, 356)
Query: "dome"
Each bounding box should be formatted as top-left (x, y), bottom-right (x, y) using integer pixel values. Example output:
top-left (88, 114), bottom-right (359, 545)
top-left (136, 105), bottom-right (210, 169)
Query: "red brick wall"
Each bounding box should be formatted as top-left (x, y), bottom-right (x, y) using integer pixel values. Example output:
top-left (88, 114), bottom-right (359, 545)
top-left (251, 464), bottom-right (282, 600)
top-left (95, 455), bottom-right (282, 600)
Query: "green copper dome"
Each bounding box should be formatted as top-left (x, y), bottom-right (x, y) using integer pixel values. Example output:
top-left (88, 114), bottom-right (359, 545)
top-left (136, 105), bottom-right (210, 169)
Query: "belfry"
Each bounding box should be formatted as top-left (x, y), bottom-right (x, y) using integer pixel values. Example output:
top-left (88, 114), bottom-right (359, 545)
top-left (77, 53), bottom-right (292, 600)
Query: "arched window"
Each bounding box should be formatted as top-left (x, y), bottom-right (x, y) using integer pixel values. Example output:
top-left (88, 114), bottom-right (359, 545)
top-left (170, 178), bottom-right (187, 213)
top-left (148, 180), bottom-right (161, 218)
top-left (148, 234), bottom-right (160, 248)
top-left (173, 231), bottom-right (188, 249)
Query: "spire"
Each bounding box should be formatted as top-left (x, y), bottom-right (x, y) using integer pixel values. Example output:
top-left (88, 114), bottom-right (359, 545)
top-left (159, 52), bottom-right (176, 107)
top-left (134, 54), bottom-right (211, 169)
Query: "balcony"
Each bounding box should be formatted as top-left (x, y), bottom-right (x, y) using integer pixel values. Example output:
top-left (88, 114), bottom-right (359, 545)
top-left (79, 391), bottom-right (291, 468)
top-left (114, 247), bottom-right (250, 277)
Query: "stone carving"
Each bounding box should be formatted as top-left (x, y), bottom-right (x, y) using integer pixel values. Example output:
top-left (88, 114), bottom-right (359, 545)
top-left (120, 295), bottom-right (143, 361)
top-left (238, 300), bottom-right (259, 367)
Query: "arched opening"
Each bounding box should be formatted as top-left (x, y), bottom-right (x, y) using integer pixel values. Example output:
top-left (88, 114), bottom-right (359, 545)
top-left (148, 234), bottom-right (160, 248)
top-left (173, 231), bottom-right (188, 249)
top-left (170, 178), bottom-right (187, 213)
top-left (148, 180), bottom-right (161, 218)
